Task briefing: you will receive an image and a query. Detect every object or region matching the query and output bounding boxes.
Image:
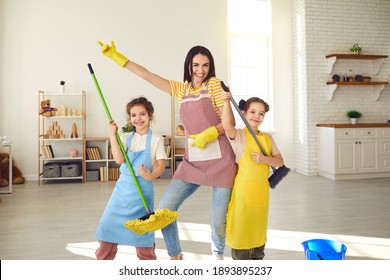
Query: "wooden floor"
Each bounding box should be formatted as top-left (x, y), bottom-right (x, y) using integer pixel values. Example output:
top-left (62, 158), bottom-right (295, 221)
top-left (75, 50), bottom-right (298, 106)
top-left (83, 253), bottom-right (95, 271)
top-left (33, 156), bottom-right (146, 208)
top-left (0, 171), bottom-right (389, 260)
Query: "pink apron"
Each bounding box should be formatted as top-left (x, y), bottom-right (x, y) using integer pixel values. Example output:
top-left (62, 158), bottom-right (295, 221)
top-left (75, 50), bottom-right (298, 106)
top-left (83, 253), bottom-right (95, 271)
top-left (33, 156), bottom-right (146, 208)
top-left (173, 87), bottom-right (237, 188)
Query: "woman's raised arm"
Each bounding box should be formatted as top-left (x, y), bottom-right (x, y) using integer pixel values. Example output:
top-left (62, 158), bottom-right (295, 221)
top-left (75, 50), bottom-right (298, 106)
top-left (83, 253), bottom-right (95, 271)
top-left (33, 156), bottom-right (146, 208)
top-left (99, 41), bottom-right (171, 94)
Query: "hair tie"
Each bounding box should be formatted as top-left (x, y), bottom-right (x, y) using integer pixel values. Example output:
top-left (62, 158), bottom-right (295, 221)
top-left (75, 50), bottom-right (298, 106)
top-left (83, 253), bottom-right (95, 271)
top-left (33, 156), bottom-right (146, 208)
top-left (238, 99), bottom-right (246, 111)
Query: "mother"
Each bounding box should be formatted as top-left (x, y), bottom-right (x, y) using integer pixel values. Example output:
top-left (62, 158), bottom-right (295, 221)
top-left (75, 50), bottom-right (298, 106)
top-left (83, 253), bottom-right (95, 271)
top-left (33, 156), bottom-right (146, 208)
top-left (98, 41), bottom-right (237, 260)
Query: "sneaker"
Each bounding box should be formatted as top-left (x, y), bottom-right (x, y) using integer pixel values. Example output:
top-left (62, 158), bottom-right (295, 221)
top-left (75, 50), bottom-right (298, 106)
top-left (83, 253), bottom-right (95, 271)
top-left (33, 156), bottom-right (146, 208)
top-left (170, 254), bottom-right (184, 260)
top-left (214, 255), bottom-right (224, 260)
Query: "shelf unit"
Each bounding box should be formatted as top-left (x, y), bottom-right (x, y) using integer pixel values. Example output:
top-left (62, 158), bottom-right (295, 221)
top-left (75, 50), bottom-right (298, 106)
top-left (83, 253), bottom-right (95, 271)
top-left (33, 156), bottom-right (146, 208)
top-left (325, 54), bottom-right (388, 101)
top-left (38, 91), bottom-right (86, 184)
top-left (170, 96), bottom-right (186, 174)
top-left (158, 135), bottom-right (172, 178)
top-left (83, 137), bottom-right (120, 182)
top-left (0, 138), bottom-right (12, 194)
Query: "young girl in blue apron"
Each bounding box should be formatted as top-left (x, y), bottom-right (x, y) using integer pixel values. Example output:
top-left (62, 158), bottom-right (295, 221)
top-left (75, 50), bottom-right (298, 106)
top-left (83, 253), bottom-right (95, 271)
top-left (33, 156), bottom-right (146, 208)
top-left (95, 97), bottom-right (167, 260)
top-left (98, 42), bottom-right (237, 260)
top-left (221, 91), bottom-right (285, 260)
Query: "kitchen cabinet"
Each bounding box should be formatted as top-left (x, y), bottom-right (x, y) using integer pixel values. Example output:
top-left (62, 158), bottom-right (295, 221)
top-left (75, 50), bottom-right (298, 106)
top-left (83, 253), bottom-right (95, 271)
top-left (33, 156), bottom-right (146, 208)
top-left (379, 128), bottom-right (390, 172)
top-left (317, 124), bottom-right (390, 180)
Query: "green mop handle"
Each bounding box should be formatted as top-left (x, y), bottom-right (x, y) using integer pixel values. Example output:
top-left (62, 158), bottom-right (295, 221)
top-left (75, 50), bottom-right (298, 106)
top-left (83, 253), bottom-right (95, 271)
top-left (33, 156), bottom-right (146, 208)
top-left (88, 63), bottom-right (151, 214)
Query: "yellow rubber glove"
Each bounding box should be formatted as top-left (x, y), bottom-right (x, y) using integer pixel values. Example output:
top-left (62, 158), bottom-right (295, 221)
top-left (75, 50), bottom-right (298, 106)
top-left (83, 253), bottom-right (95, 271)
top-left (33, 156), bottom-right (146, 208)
top-left (189, 126), bottom-right (219, 149)
top-left (98, 41), bottom-right (129, 67)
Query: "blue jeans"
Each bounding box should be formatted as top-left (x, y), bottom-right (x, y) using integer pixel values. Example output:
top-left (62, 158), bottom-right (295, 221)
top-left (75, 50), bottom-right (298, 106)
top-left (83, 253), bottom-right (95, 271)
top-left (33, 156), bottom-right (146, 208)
top-left (158, 179), bottom-right (232, 257)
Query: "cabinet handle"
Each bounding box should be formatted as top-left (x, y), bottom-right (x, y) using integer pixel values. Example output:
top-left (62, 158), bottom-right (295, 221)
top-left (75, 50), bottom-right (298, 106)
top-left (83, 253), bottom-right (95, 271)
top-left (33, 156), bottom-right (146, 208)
top-left (345, 132), bottom-right (348, 135)
top-left (368, 132), bottom-right (371, 135)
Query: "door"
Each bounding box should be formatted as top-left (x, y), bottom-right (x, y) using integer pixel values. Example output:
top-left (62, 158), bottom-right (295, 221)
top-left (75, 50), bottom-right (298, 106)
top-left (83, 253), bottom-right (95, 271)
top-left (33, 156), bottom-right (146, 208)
top-left (335, 140), bottom-right (356, 174)
top-left (358, 140), bottom-right (379, 172)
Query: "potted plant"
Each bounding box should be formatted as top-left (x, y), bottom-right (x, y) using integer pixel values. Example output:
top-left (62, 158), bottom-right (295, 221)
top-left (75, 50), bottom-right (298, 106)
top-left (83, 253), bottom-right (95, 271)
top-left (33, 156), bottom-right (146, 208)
top-left (59, 80), bottom-right (65, 94)
top-left (346, 110), bottom-right (362, 124)
top-left (350, 43), bottom-right (362, 55)
top-left (121, 123), bottom-right (134, 133)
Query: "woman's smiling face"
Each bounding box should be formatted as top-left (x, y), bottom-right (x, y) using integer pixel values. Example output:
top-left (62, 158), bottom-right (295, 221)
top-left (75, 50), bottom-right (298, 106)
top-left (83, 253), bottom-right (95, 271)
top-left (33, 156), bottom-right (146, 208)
top-left (191, 54), bottom-right (210, 87)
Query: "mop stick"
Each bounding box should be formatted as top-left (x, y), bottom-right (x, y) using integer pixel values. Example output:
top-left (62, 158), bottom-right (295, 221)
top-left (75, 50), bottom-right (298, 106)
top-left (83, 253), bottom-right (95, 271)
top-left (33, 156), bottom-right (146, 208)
top-left (221, 81), bottom-right (290, 189)
top-left (88, 63), bottom-right (178, 234)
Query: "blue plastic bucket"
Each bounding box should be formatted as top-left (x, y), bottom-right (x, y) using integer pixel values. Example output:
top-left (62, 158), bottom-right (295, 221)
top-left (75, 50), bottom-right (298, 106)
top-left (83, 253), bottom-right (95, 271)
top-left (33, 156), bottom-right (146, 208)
top-left (302, 239), bottom-right (347, 260)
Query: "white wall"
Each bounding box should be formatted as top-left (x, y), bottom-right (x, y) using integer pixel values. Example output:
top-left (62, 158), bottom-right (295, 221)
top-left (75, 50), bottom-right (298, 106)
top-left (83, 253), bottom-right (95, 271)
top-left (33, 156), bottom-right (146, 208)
top-left (0, 0), bottom-right (295, 180)
top-left (271, 0), bottom-right (294, 172)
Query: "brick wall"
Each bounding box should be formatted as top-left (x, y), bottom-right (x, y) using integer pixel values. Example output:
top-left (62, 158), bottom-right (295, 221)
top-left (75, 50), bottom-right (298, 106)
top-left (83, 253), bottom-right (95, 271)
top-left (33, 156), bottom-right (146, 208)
top-left (292, 0), bottom-right (390, 174)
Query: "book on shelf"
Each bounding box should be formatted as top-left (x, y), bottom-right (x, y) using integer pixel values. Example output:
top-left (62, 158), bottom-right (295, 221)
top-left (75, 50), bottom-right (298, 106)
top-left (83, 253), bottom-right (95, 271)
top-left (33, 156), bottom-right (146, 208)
top-left (108, 167), bottom-right (120, 181)
top-left (90, 147), bottom-right (97, 160)
top-left (86, 147), bottom-right (102, 160)
top-left (108, 146), bottom-right (113, 159)
top-left (48, 145), bottom-right (55, 158)
top-left (99, 166), bottom-right (104, 181)
top-left (164, 145), bottom-right (171, 157)
top-left (86, 147), bottom-right (93, 160)
top-left (89, 147), bottom-right (96, 160)
top-left (99, 166), bottom-right (106, 181)
top-left (45, 145), bottom-right (51, 158)
top-left (41, 144), bottom-right (54, 158)
top-left (88, 147), bottom-right (95, 160)
top-left (86, 147), bottom-right (90, 160)
top-left (40, 145), bottom-right (47, 159)
top-left (94, 147), bottom-right (101, 160)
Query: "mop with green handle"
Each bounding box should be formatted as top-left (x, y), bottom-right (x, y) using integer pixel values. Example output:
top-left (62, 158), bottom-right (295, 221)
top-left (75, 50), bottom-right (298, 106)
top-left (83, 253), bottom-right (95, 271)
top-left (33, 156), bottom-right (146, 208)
top-left (87, 63), bottom-right (178, 234)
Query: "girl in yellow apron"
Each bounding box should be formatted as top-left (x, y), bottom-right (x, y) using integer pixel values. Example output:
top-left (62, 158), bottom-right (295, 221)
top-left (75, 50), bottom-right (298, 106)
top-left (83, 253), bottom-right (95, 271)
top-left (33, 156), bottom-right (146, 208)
top-left (221, 92), bottom-right (285, 260)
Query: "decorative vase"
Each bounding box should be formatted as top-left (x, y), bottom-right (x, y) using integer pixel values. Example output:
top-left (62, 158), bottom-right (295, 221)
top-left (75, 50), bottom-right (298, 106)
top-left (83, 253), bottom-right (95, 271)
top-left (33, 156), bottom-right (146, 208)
top-left (59, 85), bottom-right (65, 95)
top-left (350, 118), bottom-right (357, 124)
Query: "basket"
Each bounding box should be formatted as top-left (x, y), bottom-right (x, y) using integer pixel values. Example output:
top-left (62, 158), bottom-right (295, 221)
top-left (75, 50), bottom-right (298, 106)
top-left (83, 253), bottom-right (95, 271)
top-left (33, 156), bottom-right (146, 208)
top-left (61, 162), bottom-right (81, 177)
top-left (43, 163), bottom-right (61, 178)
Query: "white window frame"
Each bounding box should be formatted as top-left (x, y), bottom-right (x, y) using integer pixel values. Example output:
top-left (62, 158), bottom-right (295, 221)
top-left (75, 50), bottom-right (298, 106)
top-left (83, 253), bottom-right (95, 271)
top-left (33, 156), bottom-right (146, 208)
top-left (227, 0), bottom-right (273, 131)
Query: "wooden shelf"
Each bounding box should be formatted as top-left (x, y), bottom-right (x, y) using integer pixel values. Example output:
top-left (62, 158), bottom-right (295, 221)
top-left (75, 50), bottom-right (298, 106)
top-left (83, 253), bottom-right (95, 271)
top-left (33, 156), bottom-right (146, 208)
top-left (325, 54), bottom-right (388, 59)
top-left (326, 81), bottom-right (388, 101)
top-left (325, 53), bottom-right (388, 101)
top-left (326, 54), bottom-right (387, 74)
top-left (317, 123), bottom-right (390, 128)
top-left (83, 137), bottom-right (120, 182)
top-left (326, 81), bottom-right (389, 85)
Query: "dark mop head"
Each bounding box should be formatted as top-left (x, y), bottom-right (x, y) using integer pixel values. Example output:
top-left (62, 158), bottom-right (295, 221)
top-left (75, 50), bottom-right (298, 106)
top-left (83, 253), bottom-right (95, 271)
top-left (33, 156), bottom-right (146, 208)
top-left (268, 165), bottom-right (290, 189)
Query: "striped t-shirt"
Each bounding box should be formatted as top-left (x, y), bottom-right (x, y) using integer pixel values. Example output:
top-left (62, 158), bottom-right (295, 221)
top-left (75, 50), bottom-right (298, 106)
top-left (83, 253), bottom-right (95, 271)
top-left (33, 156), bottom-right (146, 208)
top-left (169, 77), bottom-right (224, 118)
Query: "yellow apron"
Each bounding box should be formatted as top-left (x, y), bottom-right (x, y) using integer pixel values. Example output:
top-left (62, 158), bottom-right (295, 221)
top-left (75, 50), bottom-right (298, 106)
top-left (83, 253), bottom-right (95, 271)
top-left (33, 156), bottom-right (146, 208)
top-left (226, 128), bottom-right (272, 249)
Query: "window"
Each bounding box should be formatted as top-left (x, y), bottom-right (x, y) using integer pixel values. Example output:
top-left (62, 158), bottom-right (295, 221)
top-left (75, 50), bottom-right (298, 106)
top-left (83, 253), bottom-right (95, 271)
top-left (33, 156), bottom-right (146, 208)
top-left (228, 0), bottom-right (273, 130)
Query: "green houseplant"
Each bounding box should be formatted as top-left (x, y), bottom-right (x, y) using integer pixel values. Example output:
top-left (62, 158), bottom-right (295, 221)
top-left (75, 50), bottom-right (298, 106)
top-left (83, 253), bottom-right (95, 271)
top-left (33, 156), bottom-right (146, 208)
top-left (346, 110), bottom-right (362, 124)
top-left (121, 123), bottom-right (134, 133)
top-left (350, 43), bottom-right (362, 55)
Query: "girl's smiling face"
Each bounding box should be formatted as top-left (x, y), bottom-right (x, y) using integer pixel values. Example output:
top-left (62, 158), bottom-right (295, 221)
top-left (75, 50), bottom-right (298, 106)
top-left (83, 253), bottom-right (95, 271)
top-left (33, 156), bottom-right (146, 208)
top-left (130, 104), bottom-right (150, 134)
top-left (191, 54), bottom-right (210, 87)
top-left (244, 102), bottom-right (266, 131)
